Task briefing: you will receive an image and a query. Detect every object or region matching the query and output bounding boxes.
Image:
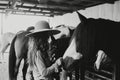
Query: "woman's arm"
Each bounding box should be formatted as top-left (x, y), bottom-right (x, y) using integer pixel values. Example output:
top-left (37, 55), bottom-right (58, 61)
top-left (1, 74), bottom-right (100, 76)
top-left (36, 51), bottom-right (62, 77)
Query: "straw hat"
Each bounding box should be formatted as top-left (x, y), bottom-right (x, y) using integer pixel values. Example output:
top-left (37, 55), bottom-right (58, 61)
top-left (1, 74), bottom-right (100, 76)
top-left (26, 20), bottom-right (60, 36)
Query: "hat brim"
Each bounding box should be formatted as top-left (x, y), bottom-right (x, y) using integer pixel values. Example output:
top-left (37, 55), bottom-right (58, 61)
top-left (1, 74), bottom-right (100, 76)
top-left (26, 29), bottom-right (61, 36)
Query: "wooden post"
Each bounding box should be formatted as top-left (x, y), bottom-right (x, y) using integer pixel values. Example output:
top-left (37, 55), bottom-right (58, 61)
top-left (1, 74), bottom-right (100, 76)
top-left (1, 13), bottom-right (3, 35)
top-left (75, 63), bottom-right (80, 80)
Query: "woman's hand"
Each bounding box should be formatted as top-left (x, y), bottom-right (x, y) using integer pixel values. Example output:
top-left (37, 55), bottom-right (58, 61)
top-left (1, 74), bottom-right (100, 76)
top-left (55, 57), bottom-right (63, 66)
top-left (54, 57), bottom-right (63, 72)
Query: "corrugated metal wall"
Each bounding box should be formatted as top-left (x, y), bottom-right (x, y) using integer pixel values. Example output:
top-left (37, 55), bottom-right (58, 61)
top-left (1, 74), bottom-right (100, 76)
top-left (51, 0), bottom-right (120, 27)
top-left (79, 0), bottom-right (120, 21)
top-left (0, 0), bottom-right (120, 33)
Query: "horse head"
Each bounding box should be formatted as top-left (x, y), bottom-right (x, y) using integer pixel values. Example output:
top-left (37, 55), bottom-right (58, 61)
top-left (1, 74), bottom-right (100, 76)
top-left (94, 50), bottom-right (111, 71)
top-left (62, 12), bottom-right (87, 70)
top-left (94, 50), bottom-right (107, 71)
top-left (48, 25), bottom-right (75, 63)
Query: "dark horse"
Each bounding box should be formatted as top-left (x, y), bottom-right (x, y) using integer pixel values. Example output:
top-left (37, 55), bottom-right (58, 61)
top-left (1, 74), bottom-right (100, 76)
top-left (62, 12), bottom-right (120, 80)
top-left (9, 26), bottom-right (34, 80)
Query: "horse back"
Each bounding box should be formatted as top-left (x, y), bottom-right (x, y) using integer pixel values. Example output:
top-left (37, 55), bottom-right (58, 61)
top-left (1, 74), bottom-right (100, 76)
top-left (14, 31), bottom-right (30, 59)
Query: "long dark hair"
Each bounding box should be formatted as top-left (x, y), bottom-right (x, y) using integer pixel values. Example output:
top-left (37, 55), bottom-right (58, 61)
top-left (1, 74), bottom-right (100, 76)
top-left (27, 33), bottom-right (52, 69)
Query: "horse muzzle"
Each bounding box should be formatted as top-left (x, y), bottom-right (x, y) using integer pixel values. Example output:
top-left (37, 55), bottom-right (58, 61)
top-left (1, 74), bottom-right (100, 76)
top-left (62, 56), bottom-right (80, 71)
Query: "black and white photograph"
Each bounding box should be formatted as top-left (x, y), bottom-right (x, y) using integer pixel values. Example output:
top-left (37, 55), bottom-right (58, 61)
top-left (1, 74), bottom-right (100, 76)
top-left (0, 0), bottom-right (120, 80)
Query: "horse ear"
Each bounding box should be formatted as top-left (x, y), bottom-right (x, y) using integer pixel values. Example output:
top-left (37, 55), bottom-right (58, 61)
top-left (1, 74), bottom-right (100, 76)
top-left (76, 11), bottom-right (86, 22)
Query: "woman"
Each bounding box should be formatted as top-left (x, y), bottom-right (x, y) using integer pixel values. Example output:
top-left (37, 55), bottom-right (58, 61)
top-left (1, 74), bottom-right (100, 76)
top-left (27, 21), bottom-right (63, 80)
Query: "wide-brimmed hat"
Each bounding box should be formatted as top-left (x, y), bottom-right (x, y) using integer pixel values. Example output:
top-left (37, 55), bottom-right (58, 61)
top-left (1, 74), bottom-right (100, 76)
top-left (26, 20), bottom-right (60, 36)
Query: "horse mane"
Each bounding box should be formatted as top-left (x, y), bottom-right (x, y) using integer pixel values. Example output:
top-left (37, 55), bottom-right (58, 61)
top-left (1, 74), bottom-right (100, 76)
top-left (69, 22), bottom-right (85, 54)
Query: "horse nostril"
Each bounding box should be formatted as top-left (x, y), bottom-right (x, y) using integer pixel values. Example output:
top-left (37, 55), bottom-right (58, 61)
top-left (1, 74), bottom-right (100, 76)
top-left (94, 64), bottom-right (98, 71)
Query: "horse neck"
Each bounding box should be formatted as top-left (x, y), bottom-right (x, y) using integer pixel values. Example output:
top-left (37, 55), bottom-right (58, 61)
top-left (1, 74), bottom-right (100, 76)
top-left (74, 23), bottom-right (97, 61)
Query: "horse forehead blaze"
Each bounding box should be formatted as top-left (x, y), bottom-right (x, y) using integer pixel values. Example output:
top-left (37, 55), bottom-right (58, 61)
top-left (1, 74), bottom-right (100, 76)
top-left (63, 38), bottom-right (82, 60)
top-left (62, 38), bottom-right (82, 70)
